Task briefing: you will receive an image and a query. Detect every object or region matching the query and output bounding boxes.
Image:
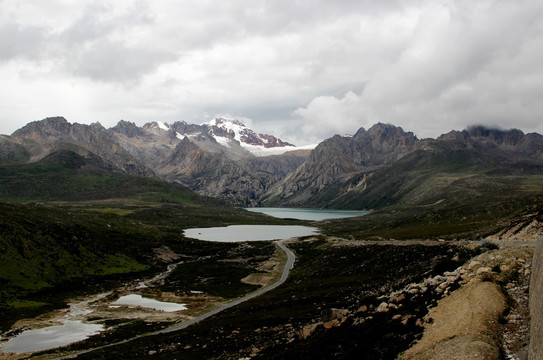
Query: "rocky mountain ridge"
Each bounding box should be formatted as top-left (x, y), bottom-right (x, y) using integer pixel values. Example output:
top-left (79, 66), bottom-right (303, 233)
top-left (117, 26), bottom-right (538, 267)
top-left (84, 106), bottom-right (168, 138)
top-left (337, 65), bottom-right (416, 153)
top-left (262, 123), bottom-right (419, 207)
top-left (2, 117), bottom-right (543, 208)
top-left (10, 117), bottom-right (153, 177)
top-left (1, 117), bottom-right (309, 206)
top-left (262, 124), bottom-right (543, 209)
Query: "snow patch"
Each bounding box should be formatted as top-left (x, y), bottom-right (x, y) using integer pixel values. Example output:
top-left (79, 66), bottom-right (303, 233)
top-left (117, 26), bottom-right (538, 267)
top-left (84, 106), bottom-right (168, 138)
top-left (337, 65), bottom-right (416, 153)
top-left (156, 121), bottom-right (169, 131)
top-left (199, 117), bottom-right (315, 156)
top-left (241, 143), bottom-right (315, 156)
top-left (213, 135), bottom-right (231, 148)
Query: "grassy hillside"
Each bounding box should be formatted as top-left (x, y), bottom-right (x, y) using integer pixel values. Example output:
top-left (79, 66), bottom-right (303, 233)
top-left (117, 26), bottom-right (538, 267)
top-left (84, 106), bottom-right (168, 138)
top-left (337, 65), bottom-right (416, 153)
top-left (0, 151), bottom-right (301, 330)
top-left (0, 200), bottom-right (297, 330)
top-left (308, 143), bottom-right (543, 240)
top-left (328, 145), bottom-right (543, 210)
top-left (0, 150), bottom-right (212, 205)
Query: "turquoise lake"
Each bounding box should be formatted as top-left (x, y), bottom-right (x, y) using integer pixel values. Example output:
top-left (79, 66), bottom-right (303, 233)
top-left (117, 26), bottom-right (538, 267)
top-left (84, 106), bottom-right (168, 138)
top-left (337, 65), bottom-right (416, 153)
top-left (245, 207), bottom-right (369, 221)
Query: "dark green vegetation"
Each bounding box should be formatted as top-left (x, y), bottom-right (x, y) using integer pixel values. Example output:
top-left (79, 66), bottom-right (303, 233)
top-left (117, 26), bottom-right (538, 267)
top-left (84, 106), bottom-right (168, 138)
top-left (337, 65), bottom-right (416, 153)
top-left (0, 151), bottom-right (298, 331)
top-left (0, 150), bottom-right (211, 204)
top-left (317, 141), bottom-right (543, 240)
top-left (69, 239), bottom-right (484, 360)
top-left (328, 145), bottom-right (543, 211)
top-left (156, 242), bottom-right (276, 298)
top-left (30, 241), bottom-right (278, 357)
top-left (320, 174), bottom-right (543, 241)
top-left (0, 202), bottom-right (277, 331)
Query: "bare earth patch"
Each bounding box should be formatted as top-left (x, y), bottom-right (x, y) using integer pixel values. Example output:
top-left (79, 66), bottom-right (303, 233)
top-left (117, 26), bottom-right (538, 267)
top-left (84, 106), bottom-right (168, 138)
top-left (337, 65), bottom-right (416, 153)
top-left (399, 279), bottom-right (506, 360)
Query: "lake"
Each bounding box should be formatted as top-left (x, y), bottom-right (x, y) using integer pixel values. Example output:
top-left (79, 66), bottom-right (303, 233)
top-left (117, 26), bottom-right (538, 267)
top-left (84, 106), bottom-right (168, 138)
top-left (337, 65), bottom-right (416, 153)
top-left (245, 207), bottom-right (369, 221)
top-left (184, 225), bottom-right (319, 242)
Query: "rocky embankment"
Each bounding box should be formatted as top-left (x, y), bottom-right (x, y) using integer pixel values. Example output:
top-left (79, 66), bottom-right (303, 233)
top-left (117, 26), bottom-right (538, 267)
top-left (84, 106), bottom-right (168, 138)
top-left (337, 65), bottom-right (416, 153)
top-left (269, 242), bottom-right (533, 360)
top-left (400, 245), bottom-right (533, 360)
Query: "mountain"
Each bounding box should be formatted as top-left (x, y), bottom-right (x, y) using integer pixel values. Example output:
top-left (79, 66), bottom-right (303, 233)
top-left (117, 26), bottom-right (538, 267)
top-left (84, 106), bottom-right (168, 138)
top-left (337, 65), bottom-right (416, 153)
top-left (157, 137), bottom-right (307, 206)
top-left (10, 117), bottom-right (152, 176)
top-left (0, 116), bottom-right (310, 206)
top-left (105, 117), bottom-right (311, 206)
top-left (264, 124), bottom-right (543, 210)
top-left (0, 149), bottom-right (218, 205)
top-left (108, 117), bottom-right (301, 164)
top-left (0, 135), bottom-right (29, 164)
top-left (4, 117), bottom-right (543, 209)
top-left (262, 123), bottom-right (418, 207)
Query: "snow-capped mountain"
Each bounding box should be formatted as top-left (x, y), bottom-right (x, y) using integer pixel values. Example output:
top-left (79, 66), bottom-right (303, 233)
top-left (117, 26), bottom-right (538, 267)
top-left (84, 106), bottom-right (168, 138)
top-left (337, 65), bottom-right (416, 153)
top-left (6, 116), bottom-right (313, 206)
top-left (135, 117), bottom-right (312, 157)
top-left (105, 117), bottom-right (312, 206)
top-left (202, 118), bottom-right (295, 155)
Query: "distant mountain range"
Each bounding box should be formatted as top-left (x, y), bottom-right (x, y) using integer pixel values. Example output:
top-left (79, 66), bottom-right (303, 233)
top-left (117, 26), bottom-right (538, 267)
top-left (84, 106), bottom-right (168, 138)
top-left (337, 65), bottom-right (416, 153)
top-left (2, 117), bottom-right (543, 209)
top-left (1, 117), bottom-right (311, 206)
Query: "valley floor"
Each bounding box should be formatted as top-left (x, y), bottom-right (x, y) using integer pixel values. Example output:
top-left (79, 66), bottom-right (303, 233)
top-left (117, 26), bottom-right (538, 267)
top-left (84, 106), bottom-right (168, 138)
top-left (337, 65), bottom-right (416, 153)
top-left (1, 229), bottom-right (540, 360)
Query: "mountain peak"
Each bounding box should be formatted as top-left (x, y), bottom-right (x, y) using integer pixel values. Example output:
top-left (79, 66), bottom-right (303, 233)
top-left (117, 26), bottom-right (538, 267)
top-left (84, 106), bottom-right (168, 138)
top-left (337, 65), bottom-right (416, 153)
top-left (200, 117), bottom-right (296, 155)
top-left (438, 125), bottom-right (527, 149)
top-left (12, 116), bottom-right (70, 137)
top-left (111, 120), bottom-right (145, 138)
top-left (90, 121), bottom-right (105, 131)
top-left (206, 117), bottom-right (246, 128)
top-left (464, 125), bottom-right (524, 145)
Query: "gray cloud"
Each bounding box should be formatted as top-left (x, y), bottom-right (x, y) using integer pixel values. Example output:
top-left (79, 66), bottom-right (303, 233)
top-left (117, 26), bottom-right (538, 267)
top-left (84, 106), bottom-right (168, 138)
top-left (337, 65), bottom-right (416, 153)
top-left (68, 40), bottom-right (177, 82)
top-left (0, 23), bottom-right (47, 61)
top-left (0, 0), bottom-right (542, 143)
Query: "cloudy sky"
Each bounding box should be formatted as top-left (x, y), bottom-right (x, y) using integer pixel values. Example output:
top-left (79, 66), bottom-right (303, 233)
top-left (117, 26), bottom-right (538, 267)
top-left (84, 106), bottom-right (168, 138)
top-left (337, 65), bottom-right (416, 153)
top-left (1, 0), bottom-right (542, 145)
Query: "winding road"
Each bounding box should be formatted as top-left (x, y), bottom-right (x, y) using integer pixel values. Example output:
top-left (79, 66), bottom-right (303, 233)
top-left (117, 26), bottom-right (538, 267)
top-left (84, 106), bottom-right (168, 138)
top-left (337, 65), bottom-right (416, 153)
top-left (155, 238), bottom-right (295, 334)
top-left (55, 239), bottom-right (296, 359)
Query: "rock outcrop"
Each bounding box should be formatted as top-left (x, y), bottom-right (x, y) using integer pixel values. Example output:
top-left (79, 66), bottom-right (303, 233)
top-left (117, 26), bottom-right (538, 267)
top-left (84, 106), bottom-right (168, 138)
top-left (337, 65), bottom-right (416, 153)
top-left (11, 117), bottom-right (152, 176)
top-left (262, 123), bottom-right (418, 207)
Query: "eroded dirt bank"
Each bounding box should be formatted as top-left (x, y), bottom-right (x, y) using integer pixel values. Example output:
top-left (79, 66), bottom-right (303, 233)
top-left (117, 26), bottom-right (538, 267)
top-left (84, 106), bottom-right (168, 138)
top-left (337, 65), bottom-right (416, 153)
top-left (400, 244), bottom-right (534, 360)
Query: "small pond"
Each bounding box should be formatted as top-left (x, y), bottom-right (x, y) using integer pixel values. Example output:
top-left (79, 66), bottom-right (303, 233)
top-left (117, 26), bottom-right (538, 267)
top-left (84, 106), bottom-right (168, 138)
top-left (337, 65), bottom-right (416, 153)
top-left (112, 294), bottom-right (187, 312)
top-left (245, 207), bottom-right (369, 221)
top-left (0, 320), bottom-right (103, 354)
top-left (184, 224), bottom-right (319, 242)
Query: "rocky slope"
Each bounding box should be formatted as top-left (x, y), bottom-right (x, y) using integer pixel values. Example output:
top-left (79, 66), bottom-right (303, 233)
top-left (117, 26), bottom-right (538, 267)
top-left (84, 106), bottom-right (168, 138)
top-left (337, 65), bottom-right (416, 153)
top-left (0, 135), bottom-right (29, 164)
top-left (262, 123), bottom-right (419, 207)
top-left (107, 118), bottom-right (308, 206)
top-left (4, 117), bottom-right (543, 208)
top-left (10, 117), bottom-right (152, 176)
top-left (1, 117), bottom-right (309, 206)
top-left (158, 137), bottom-right (307, 206)
top-left (399, 244), bottom-right (534, 360)
top-left (263, 125), bottom-right (543, 209)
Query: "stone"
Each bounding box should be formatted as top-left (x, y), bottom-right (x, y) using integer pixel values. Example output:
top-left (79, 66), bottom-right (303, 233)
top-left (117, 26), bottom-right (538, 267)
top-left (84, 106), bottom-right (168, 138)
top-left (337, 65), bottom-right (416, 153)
top-left (323, 308), bottom-right (349, 322)
top-left (376, 302), bottom-right (389, 313)
top-left (299, 323), bottom-right (321, 340)
top-left (476, 267), bottom-right (493, 275)
top-left (356, 305), bottom-right (368, 313)
top-left (390, 294), bottom-right (406, 303)
top-left (323, 319), bottom-right (340, 329)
